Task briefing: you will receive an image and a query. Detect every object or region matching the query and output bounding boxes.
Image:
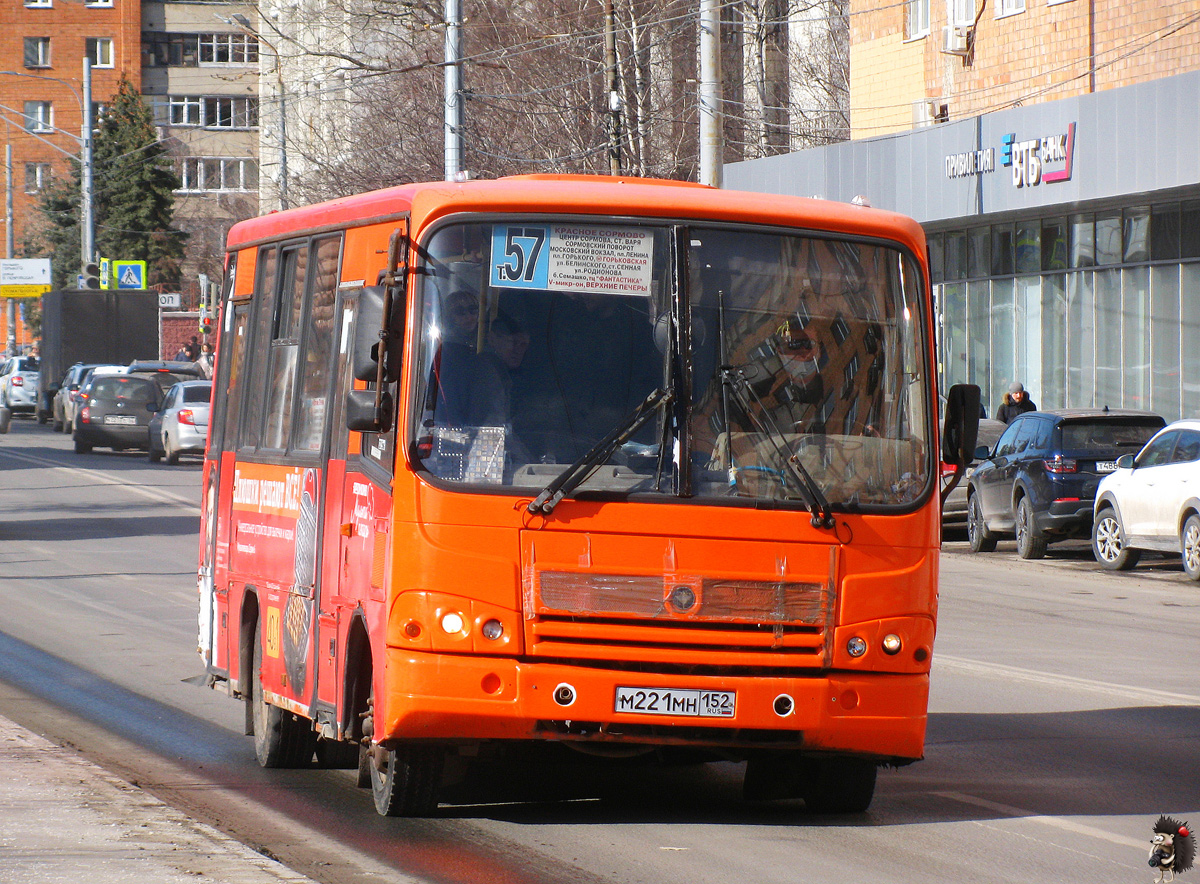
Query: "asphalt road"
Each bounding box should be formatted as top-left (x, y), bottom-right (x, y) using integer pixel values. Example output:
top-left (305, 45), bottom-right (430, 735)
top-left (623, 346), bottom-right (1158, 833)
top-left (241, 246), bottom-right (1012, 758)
top-left (1, 414), bottom-right (1196, 884)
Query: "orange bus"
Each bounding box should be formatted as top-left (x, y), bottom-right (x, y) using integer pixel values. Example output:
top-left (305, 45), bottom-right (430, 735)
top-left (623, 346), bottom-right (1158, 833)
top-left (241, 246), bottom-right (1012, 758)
top-left (198, 175), bottom-right (979, 817)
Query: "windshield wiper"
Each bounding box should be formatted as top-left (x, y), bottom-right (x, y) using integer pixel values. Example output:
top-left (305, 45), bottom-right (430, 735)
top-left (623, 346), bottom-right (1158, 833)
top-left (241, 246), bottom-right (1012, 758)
top-left (528, 387), bottom-right (673, 516)
top-left (719, 366), bottom-right (835, 529)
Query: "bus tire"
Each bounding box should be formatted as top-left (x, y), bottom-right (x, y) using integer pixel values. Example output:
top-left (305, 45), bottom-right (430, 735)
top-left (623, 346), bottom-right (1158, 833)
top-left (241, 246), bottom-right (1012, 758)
top-left (251, 622), bottom-right (316, 768)
top-left (370, 743), bottom-right (444, 817)
top-left (315, 738), bottom-right (360, 769)
top-left (799, 757), bottom-right (876, 814)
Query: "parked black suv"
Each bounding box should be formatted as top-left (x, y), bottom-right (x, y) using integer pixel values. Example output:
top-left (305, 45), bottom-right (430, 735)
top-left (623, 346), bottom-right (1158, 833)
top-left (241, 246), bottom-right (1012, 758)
top-left (966, 409), bottom-right (1166, 558)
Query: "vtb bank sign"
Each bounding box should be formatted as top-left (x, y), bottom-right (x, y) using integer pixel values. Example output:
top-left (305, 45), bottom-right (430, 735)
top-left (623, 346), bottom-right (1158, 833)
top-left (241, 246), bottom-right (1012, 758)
top-left (945, 121), bottom-right (1076, 188)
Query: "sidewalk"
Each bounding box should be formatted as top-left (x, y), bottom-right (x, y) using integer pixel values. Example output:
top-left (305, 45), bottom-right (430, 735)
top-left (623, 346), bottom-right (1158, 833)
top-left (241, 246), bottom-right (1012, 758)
top-left (0, 714), bottom-right (319, 884)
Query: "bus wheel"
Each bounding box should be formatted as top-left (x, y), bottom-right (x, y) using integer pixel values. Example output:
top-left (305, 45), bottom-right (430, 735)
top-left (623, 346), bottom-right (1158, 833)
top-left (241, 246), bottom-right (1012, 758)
top-left (251, 622), bottom-right (316, 768)
top-left (799, 757), bottom-right (876, 814)
top-left (315, 738), bottom-right (359, 769)
top-left (370, 743), bottom-right (444, 817)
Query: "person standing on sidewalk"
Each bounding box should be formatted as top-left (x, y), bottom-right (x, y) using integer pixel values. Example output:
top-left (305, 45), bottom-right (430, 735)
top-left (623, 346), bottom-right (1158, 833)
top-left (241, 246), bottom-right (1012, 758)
top-left (997, 381), bottom-right (1037, 424)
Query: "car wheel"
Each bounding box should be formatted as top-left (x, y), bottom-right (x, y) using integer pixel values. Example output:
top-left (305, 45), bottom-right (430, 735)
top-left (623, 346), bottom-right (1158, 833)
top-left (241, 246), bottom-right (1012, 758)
top-left (1015, 497), bottom-right (1048, 559)
top-left (1181, 515), bottom-right (1200, 581)
top-left (165, 436), bottom-right (180, 465)
top-left (53, 416), bottom-right (63, 432)
top-left (1092, 507), bottom-right (1141, 571)
top-left (967, 494), bottom-right (997, 553)
top-left (148, 444), bottom-right (162, 463)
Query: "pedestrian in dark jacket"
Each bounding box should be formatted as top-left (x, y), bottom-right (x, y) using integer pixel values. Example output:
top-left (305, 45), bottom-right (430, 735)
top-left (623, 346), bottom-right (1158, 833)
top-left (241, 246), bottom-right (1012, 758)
top-left (996, 381), bottom-right (1037, 423)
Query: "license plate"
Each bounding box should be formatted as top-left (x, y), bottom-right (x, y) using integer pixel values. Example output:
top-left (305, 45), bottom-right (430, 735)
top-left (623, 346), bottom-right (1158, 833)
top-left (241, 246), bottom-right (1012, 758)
top-left (615, 686), bottom-right (735, 718)
top-left (1096, 460), bottom-right (1118, 473)
top-left (104, 415), bottom-right (136, 425)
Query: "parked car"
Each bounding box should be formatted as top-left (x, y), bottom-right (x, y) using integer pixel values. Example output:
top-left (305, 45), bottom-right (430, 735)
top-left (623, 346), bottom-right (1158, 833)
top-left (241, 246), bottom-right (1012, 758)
top-left (72, 374), bottom-right (161, 454)
top-left (51, 362), bottom-right (104, 432)
top-left (941, 418), bottom-right (1007, 530)
top-left (0, 356), bottom-right (40, 413)
top-left (966, 409), bottom-right (1166, 559)
top-left (1091, 419), bottom-right (1200, 578)
top-left (148, 380), bottom-right (212, 464)
top-left (127, 360), bottom-right (204, 396)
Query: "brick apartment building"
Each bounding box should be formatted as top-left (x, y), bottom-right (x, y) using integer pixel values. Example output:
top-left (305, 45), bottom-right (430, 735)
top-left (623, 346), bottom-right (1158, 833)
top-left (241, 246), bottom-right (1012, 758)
top-left (2, 0), bottom-right (259, 356)
top-left (728, 0), bottom-right (1200, 423)
top-left (2, 0), bottom-right (140, 350)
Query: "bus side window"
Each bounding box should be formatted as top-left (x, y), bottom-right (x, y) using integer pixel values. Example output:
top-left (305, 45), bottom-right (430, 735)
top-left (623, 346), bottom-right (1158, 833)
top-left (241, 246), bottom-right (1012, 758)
top-left (262, 243), bottom-right (308, 450)
top-left (293, 236), bottom-right (341, 452)
top-left (240, 245), bottom-right (277, 450)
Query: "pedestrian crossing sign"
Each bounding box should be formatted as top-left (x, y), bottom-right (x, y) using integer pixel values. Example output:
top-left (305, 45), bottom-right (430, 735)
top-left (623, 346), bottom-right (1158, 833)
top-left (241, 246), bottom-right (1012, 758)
top-left (112, 260), bottom-right (147, 290)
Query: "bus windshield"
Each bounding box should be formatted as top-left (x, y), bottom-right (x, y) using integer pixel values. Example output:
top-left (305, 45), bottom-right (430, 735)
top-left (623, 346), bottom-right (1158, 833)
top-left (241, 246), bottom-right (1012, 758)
top-left (412, 219), bottom-right (932, 511)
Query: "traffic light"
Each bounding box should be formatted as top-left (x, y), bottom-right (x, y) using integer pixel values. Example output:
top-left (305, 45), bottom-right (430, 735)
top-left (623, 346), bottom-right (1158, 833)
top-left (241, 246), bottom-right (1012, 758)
top-left (198, 306), bottom-right (213, 335)
top-left (81, 262), bottom-right (101, 290)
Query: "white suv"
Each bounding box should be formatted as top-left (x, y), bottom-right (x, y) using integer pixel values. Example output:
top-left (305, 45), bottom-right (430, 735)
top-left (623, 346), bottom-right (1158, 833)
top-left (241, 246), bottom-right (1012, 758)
top-left (1092, 419), bottom-right (1200, 579)
top-left (0, 356), bottom-right (40, 413)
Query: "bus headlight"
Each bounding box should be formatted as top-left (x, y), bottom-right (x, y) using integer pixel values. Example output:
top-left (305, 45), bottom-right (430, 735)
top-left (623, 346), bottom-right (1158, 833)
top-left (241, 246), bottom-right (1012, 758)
top-left (481, 618), bottom-right (504, 641)
top-left (441, 611), bottom-right (465, 634)
top-left (846, 636), bottom-right (867, 657)
top-left (881, 633), bottom-right (902, 655)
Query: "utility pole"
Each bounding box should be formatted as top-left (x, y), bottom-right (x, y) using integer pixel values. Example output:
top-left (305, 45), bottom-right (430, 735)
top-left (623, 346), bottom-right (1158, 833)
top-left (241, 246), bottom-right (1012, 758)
top-left (603, 0), bottom-right (622, 176)
top-left (444, 0), bottom-right (463, 180)
top-left (699, 0), bottom-right (723, 188)
top-left (81, 58), bottom-right (95, 266)
top-left (5, 141), bottom-right (13, 355)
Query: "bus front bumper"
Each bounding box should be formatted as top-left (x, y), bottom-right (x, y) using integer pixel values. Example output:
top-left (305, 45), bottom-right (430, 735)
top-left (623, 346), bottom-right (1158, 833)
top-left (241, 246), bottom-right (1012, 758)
top-left (379, 651), bottom-right (929, 761)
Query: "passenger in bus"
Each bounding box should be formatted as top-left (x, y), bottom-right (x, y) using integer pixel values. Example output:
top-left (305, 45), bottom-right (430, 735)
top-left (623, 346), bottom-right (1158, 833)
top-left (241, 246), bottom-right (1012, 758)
top-left (472, 312), bottom-right (529, 428)
top-left (431, 289), bottom-right (481, 427)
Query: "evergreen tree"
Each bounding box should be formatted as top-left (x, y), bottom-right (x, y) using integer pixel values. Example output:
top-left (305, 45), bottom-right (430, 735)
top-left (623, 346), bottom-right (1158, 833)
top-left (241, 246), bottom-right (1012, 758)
top-left (30, 76), bottom-right (187, 289)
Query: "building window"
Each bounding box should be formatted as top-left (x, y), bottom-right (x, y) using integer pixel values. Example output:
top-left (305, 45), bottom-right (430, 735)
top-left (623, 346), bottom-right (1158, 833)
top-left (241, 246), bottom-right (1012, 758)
top-left (906, 0), bottom-right (930, 38)
top-left (24, 0), bottom-right (52, 7)
top-left (87, 38), bottom-right (114, 68)
top-left (24, 38), bottom-right (51, 68)
top-left (24, 163), bottom-right (51, 194)
top-left (199, 33), bottom-right (259, 65)
top-left (144, 32), bottom-right (258, 67)
top-left (177, 157), bottom-right (259, 193)
top-left (85, 0), bottom-right (114, 6)
top-left (203, 96), bottom-right (259, 129)
top-left (23, 101), bottom-right (52, 133)
top-left (167, 95), bottom-right (202, 126)
top-left (995, 0), bottom-right (1025, 17)
top-left (946, 0), bottom-right (973, 25)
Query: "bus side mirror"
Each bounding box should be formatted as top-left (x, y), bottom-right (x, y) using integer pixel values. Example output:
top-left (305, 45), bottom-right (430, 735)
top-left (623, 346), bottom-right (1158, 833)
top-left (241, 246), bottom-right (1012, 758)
top-left (346, 388), bottom-right (393, 433)
top-left (941, 384), bottom-right (981, 467)
top-left (352, 285), bottom-right (402, 384)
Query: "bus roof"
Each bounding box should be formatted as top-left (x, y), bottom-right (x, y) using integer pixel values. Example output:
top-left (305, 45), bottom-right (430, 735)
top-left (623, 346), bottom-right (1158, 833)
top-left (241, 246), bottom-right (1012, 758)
top-left (225, 175), bottom-right (926, 257)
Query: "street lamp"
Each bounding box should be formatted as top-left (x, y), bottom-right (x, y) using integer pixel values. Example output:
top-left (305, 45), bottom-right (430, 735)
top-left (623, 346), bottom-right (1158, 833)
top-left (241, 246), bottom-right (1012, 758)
top-left (229, 14), bottom-right (289, 210)
top-left (0, 61), bottom-right (96, 266)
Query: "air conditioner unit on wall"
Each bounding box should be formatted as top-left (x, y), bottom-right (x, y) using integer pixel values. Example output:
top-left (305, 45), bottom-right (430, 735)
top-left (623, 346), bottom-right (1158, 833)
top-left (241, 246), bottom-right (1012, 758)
top-left (941, 25), bottom-right (970, 56)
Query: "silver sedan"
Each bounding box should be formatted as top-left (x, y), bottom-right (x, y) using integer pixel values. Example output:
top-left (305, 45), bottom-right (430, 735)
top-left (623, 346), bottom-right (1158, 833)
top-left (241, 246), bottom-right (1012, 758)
top-left (148, 380), bottom-right (212, 464)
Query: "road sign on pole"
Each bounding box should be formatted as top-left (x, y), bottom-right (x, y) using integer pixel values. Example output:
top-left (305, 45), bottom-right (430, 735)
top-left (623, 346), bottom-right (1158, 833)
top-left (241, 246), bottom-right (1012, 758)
top-left (112, 260), bottom-right (147, 290)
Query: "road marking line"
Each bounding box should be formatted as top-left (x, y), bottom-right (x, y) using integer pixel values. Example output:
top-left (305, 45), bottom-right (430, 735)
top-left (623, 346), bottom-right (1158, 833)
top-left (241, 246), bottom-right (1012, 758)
top-left (934, 791), bottom-right (1147, 850)
top-left (935, 655), bottom-right (1200, 705)
top-left (0, 448), bottom-right (199, 511)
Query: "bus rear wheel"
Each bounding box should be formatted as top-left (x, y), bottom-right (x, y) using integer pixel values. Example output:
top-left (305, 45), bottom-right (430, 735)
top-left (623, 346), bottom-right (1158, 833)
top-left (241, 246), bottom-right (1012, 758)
top-left (799, 757), bottom-right (877, 814)
top-left (370, 743), bottom-right (444, 817)
top-left (251, 622), bottom-right (316, 768)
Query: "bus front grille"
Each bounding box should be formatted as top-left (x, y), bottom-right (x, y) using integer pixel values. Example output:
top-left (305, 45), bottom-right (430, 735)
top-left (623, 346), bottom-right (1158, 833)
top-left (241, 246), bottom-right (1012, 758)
top-left (527, 570), bottom-right (833, 667)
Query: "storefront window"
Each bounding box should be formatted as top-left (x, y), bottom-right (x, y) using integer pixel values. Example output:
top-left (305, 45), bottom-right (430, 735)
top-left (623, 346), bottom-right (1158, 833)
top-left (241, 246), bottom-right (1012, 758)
top-left (1041, 218), bottom-right (1067, 271)
top-left (1182, 264), bottom-right (1200, 416)
top-left (1015, 223), bottom-right (1040, 274)
top-left (1123, 207), bottom-right (1150, 263)
top-left (1095, 212), bottom-right (1122, 265)
top-left (967, 228), bottom-right (990, 278)
top-left (1122, 266), bottom-right (1150, 409)
top-left (1151, 203), bottom-right (1180, 261)
top-left (1016, 277), bottom-right (1041, 404)
top-left (1181, 201), bottom-right (1200, 259)
top-left (1069, 214), bottom-right (1094, 268)
top-left (1151, 264), bottom-right (1181, 417)
top-left (991, 224), bottom-right (1014, 276)
top-left (942, 282), bottom-right (967, 388)
top-left (967, 281), bottom-right (990, 397)
top-left (990, 279), bottom-right (1015, 408)
top-left (945, 231), bottom-right (967, 280)
top-left (1041, 275), bottom-right (1066, 409)
top-left (1066, 271), bottom-right (1095, 407)
top-left (1094, 268), bottom-right (1122, 407)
